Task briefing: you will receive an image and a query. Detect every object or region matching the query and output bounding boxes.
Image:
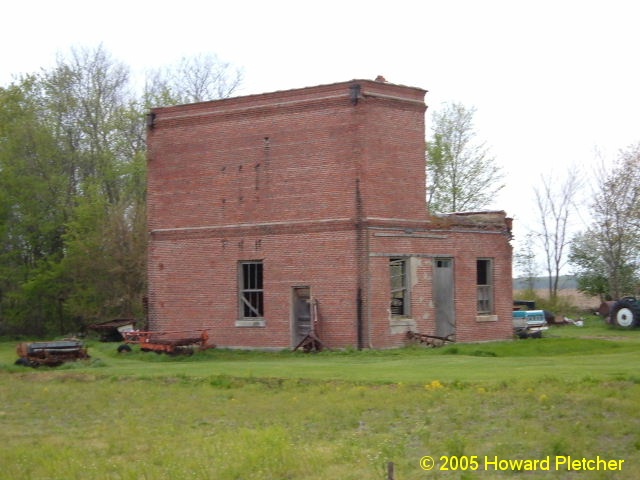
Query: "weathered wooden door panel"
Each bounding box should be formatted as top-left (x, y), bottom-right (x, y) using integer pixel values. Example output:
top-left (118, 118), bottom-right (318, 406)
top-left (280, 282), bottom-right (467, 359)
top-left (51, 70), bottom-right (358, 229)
top-left (434, 258), bottom-right (455, 338)
top-left (292, 287), bottom-right (311, 346)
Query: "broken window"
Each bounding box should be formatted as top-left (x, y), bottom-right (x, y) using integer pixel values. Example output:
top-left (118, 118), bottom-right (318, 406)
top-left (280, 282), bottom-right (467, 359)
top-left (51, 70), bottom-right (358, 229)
top-left (390, 258), bottom-right (410, 316)
top-left (476, 259), bottom-right (493, 314)
top-left (239, 261), bottom-right (264, 318)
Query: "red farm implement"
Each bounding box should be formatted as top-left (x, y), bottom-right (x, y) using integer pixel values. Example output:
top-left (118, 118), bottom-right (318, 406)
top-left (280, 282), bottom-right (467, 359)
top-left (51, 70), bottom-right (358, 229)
top-left (118, 330), bottom-right (214, 355)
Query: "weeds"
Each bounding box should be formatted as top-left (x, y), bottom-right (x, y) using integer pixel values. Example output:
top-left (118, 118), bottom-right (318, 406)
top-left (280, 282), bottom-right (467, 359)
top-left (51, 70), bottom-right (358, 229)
top-left (1, 371), bottom-right (639, 479)
top-left (2, 319), bottom-right (640, 478)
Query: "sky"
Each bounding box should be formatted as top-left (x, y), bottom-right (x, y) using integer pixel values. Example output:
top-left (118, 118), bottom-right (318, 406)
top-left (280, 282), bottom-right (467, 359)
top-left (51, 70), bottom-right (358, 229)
top-left (2, 0), bottom-right (639, 265)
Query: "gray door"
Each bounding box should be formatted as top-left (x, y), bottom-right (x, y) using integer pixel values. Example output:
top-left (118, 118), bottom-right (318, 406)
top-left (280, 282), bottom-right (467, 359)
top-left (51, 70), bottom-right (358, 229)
top-left (292, 287), bottom-right (312, 345)
top-left (434, 258), bottom-right (455, 338)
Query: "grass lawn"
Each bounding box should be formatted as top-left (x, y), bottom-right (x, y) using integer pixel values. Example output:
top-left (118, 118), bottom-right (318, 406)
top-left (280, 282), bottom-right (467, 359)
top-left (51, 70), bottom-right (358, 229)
top-left (1, 316), bottom-right (639, 479)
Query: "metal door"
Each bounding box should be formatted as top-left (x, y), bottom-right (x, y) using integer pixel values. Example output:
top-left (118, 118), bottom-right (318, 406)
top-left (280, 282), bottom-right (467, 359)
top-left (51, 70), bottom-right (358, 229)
top-left (434, 258), bottom-right (455, 338)
top-left (292, 287), bottom-right (311, 346)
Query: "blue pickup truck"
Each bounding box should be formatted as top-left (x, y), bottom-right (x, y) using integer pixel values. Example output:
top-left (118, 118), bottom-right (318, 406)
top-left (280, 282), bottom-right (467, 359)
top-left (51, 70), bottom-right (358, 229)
top-left (513, 309), bottom-right (548, 338)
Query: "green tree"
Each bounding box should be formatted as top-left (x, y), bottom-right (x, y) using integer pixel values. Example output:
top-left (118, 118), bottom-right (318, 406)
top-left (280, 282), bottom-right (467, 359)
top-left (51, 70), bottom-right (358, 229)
top-left (0, 46), bottom-right (143, 334)
top-left (569, 230), bottom-right (613, 301)
top-left (426, 102), bottom-right (504, 213)
top-left (61, 179), bottom-right (147, 321)
top-left (569, 145), bottom-right (640, 299)
top-left (42, 46), bottom-right (149, 325)
top-left (0, 80), bottom-right (71, 334)
top-left (41, 45), bottom-right (137, 202)
top-left (0, 45), bottom-right (243, 335)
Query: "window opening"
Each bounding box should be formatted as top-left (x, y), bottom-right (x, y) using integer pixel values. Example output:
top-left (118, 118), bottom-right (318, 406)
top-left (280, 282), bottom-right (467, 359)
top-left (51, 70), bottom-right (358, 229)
top-left (240, 261), bottom-right (264, 318)
top-left (390, 258), bottom-right (409, 316)
top-left (436, 259), bottom-right (451, 268)
top-left (477, 259), bottom-right (493, 314)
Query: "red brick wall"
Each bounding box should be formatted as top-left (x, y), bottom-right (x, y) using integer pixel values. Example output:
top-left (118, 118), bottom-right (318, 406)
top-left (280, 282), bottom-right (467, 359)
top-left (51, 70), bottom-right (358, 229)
top-left (149, 85), bottom-right (352, 231)
top-left (147, 79), bottom-right (514, 349)
top-left (148, 223), bottom-right (513, 349)
top-left (364, 225), bottom-right (514, 348)
top-left (359, 96), bottom-right (428, 221)
top-left (148, 227), bottom-right (361, 349)
top-left (147, 80), bottom-right (428, 232)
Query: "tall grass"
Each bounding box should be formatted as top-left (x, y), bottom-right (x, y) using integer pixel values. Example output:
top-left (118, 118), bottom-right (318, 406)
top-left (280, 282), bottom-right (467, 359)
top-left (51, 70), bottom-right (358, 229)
top-left (2, 317), bottom-right (640, 478)
top-left (1, 372), bottom-right (639, 479)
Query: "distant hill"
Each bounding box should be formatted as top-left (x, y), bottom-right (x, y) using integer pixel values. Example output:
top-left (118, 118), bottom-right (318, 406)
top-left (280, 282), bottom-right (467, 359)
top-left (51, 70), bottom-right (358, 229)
top-left (513, 275), bottom-right (577, 291)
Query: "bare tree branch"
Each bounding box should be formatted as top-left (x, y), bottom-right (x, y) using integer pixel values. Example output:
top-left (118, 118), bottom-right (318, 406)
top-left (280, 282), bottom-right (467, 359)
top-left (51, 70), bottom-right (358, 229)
top-left (534, 165), bottom-right (582, 298)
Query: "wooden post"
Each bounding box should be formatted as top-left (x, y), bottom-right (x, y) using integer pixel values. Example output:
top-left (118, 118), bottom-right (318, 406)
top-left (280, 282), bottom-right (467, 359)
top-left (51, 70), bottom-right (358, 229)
top-left (387, 461), bottom-right (395, 480)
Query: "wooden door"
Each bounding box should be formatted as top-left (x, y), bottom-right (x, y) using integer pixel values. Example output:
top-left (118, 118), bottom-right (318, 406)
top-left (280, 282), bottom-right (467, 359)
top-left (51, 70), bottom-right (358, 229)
top-left (292, 287), bottom-right (311, 346)
top-left (434, 258), bottom-right (455, 338)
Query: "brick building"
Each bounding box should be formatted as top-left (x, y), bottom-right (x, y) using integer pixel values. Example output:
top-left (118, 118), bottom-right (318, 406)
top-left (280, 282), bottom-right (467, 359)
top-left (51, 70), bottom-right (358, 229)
top-left (146, 78), bottom-right (514, 349)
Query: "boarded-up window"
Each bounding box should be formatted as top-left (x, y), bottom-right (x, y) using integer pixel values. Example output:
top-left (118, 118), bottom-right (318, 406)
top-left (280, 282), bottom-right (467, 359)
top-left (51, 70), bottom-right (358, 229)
top-left (477, 259), bottom-right (493, 314)
top-left (239, 261), bottom-right (264, 318)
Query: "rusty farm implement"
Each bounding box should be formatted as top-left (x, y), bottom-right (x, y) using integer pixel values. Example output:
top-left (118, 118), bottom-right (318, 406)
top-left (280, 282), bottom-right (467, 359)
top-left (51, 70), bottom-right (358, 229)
top-left (118, 329), bottom-right (214, 355)
top-left (15, 339), bottom-right (89, 367)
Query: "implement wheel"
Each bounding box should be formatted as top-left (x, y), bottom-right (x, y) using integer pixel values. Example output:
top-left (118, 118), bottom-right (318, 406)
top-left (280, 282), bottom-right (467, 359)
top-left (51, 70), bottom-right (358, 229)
top-left (14, 357), bottom-right (31, 367)
top-left (610, 297), bottom-right (640, 328)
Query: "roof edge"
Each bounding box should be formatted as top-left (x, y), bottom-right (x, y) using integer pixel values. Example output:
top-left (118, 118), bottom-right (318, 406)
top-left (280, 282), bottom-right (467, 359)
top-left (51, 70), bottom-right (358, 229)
top-left (151, 77), bottom-right (427, 114)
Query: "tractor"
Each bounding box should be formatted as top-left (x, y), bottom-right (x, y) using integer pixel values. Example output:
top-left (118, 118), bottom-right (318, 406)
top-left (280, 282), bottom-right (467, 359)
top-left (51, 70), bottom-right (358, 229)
top-left (609, 296), bottom-right (640, 328)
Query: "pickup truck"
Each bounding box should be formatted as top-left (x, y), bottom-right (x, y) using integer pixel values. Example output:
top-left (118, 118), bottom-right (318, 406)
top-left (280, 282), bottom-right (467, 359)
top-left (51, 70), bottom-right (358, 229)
top-left (513, 309), bottom-right (548, 338)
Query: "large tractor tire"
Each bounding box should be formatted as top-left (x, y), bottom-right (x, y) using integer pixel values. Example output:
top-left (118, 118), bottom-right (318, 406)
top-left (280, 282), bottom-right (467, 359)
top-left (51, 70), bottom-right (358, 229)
top-left (610, 297), bottom-right (640, 328)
